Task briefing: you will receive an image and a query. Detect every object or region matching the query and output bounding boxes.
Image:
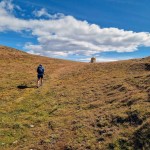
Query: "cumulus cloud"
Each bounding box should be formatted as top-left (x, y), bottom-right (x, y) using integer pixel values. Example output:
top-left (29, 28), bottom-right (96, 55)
top-left (0, 0), bottom-right (150, 58)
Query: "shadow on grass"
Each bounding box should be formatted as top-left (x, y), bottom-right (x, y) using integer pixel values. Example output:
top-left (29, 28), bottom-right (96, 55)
top-left (17, 85), bottom-right (37, 89)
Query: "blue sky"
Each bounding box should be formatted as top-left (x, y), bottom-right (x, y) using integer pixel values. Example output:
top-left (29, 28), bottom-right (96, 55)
top-left (0, 0), bottom-right (150, 62)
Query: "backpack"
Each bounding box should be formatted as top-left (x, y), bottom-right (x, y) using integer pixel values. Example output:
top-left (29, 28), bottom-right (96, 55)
top-left (37, 66), bottom-right (44, 74)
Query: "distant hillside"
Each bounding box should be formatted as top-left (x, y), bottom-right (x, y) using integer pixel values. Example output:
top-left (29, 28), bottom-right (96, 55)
top-left (0, 46), bottom-right (150, 150)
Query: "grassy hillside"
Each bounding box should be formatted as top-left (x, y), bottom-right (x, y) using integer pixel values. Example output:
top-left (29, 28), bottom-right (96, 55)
top-left (0, 46), bottom-right (150, 150)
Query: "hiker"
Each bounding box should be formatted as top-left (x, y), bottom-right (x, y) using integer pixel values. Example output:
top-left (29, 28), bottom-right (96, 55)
top-left (37, 64), bottom-right (44, 88)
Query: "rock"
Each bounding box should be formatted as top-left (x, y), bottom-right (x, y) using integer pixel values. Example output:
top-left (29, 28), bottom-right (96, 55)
top-left (30, 124), bottom-right (34, 128)
top-left (23, 138), bottom-right (27, 142)
top-left (13, 140), bottom-right (18, 144)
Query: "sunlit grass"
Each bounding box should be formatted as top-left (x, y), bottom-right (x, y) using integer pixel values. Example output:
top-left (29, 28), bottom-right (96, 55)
top-left (0, 46), bottom-right (150, 149)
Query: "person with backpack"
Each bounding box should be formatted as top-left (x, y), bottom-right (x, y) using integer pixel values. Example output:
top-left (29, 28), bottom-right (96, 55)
top-left (37, 64), bottom-right (44, 88)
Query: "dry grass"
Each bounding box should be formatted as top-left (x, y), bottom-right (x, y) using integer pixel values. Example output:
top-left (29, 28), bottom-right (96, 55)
top-left (0, 46), bottom-right (150, 150)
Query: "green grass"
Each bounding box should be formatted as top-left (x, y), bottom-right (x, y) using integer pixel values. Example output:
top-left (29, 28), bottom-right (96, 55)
top-left (0, 46), bottom-right (150, 149)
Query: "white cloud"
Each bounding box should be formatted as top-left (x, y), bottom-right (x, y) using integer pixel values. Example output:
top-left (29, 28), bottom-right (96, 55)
top-left (0, 0), bottom-right (150, 58)
top-left (33, 8), bottom-right (48, 17)
top-left (0, 0), bottom-right (14, 12)
top-left (33, 8), bottom-right (64, 19)
top-left (0, 0), bottom-right (21, 13)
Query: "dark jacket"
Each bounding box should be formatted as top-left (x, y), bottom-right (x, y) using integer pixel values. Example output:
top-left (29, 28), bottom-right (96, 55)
top-left (37, 65), bottom-right (44, 75)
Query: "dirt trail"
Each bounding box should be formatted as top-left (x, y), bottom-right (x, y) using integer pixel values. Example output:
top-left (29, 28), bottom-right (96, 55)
top-left (50, 63), bottom-right (86, 79)
top-left (15, 63), bottom-right (86, 101)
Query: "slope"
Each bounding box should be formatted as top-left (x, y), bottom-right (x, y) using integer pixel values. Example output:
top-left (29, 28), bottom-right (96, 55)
top-left (0, 46), bottom-right (150, 150)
